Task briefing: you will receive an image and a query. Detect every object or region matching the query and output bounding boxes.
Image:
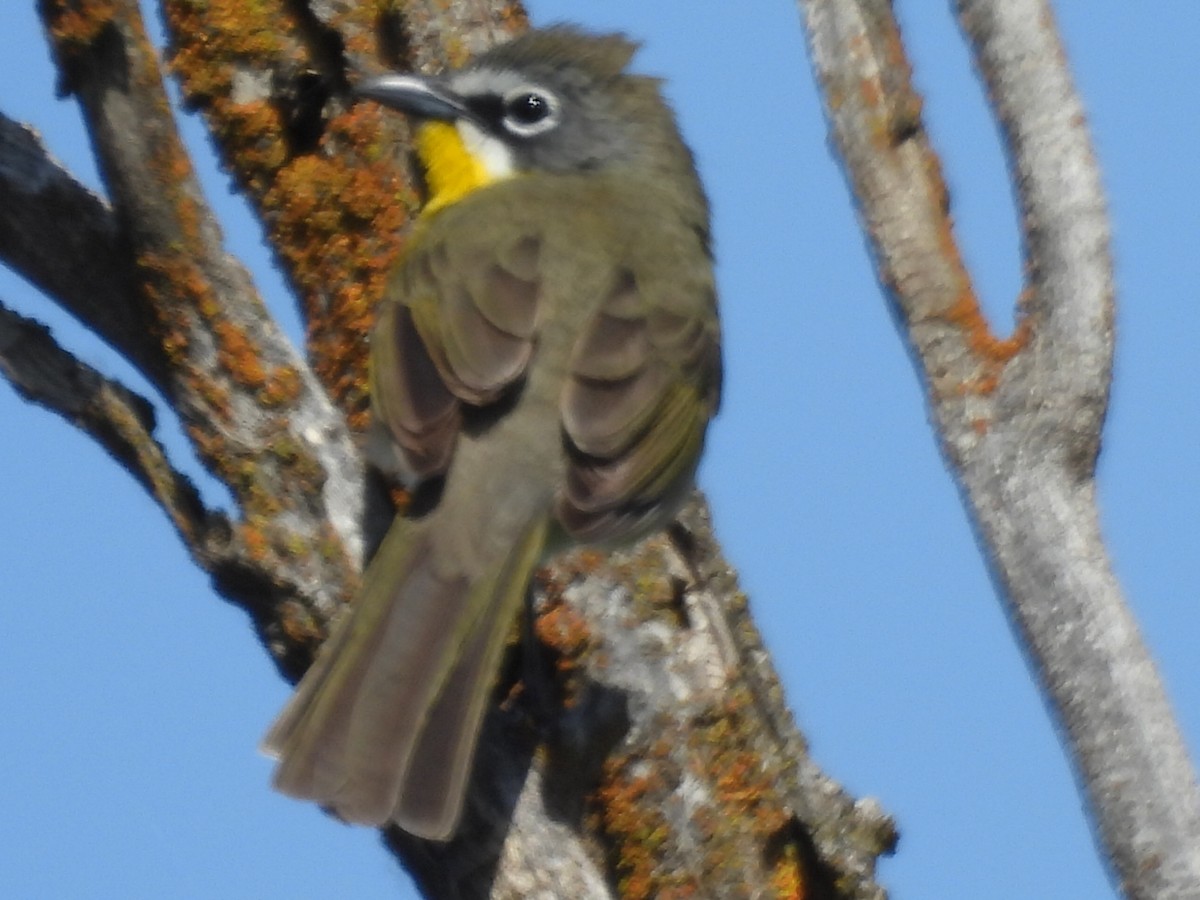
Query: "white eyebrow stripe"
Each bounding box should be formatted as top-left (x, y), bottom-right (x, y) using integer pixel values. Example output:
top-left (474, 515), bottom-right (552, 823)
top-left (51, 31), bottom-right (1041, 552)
top-left (450, 67), bottom-right (537, 98)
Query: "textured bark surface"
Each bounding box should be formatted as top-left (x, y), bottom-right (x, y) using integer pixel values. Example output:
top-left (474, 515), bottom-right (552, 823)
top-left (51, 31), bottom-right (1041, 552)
top-left (1, 2), bottom-right (895, 898)
top-left (798, 1), bottom-right (1200, 897)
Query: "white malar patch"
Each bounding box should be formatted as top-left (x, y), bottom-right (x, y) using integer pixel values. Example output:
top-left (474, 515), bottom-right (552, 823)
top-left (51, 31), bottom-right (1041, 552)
top-left (457, 119), bottom-right (515, 180)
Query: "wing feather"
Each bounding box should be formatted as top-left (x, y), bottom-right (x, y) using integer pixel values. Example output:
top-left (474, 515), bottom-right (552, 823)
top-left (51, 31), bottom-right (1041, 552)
top-left (558, 268), bottom-right (721, 543)
top-left (369, 302), bottom-right (461, 481)
top-left (371, 227), bottom-right (543, 481)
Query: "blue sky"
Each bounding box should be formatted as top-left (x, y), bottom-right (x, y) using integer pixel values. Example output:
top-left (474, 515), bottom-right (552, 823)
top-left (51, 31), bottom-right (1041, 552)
top-left (2, 2), bottom-right (1197, 898)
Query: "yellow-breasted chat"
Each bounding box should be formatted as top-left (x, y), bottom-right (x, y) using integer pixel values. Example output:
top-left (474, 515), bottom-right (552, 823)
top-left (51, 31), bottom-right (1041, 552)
top-left (263, 25), bottom-right (722, 841)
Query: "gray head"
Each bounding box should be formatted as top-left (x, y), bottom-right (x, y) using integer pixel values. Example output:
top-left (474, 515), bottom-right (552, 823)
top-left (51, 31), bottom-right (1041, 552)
top-left (357, 26), bottom-right (705, 200)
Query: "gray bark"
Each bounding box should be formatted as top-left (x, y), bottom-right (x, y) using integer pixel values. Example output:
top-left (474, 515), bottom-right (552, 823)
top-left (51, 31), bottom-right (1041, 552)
top-left (798, 1), bottom-right (1200, 897)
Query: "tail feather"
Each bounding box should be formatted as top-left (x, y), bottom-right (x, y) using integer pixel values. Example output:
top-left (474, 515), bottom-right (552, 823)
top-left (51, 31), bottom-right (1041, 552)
top-left (262, 510), bottom-right (549, 836)
top-left (338, 556), bottom-right (471, 823)
top-left (262, 516), bottom-right (425, 799)
top-left (392, 517), bottom-right (548, 838)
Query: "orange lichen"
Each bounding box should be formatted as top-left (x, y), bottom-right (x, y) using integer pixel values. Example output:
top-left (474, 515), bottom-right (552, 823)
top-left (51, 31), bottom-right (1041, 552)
top-left (592, 752), bottom-right (688, 899)
top-left (532, 586), bottom-right (594, 708)
top-left (768, 840), bottom-right (806, 900)
top-left (535, 599), bottom-right (591, 662)
top-left (40, 0), bottom-right (119, 51)
top-left (213, 320), bottom-right (268, 389)
top-left (190, 377), bottom-right (234, 427)
top-left (165, 0), bottom-right (296, 82)
top-left (721, 765), bottom-right (789, 837)
top-left (261, 122), bottom-right (410, 426)
top-left (240, 522), bottom-right (271, 561)
top-left (588, 679), bottom-right (807, 897)
top-left (210, 99), bottom-right (289, 195)
top-left (161, 0), bottom-right (420, 424)
top-left (572, 547), bottom-right (607, 575)
top-left (858, 75), bottom-right (883, 109)
top-left (689, 691), bottom-right (800, 893)
top-left (259, 363), bottom-right (303, 407)
top-left (137, 249), bottom-right (216, 333)
top-left (278, 598), bottom-right (327, 647)
top-left (498, 2), bottom-right (530, 32)
top-left (934, 284), bottom-right (1033, 397)
top-left (942, 288), bottom-right (1023, 365)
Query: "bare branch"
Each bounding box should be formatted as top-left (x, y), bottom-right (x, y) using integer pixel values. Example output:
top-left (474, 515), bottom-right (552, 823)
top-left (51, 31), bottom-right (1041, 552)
top-left (801, 0), bottom-right (1010, 442)
top-left (0, 297), bottom-right (218, 547)
top-left (0, 295), bottom-right (340, 664)
top-left (37, 0), bottom-right (366, 632)
top-left (957, 0), bottom-right (1113, 455)
top-left (0, 113), bottom-right (165, 384)
top-left (799, 0), bottom-right (1200, 895)
top-left (956, 2), bottom-right (1200, 896)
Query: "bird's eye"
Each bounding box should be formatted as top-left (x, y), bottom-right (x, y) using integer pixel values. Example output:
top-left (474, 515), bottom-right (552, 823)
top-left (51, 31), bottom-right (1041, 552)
top-left (506, 92), bottom-right (549, 124)
top-left (501, 89), bottom-right (559, 136)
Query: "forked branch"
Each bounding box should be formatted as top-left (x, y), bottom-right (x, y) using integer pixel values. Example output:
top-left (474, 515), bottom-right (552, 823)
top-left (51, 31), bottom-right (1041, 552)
top-left (799, 0), bottom-right (1200, 895)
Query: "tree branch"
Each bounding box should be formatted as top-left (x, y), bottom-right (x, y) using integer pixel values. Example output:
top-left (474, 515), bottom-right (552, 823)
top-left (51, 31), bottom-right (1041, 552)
top-left (0, 297), bottom-right (219, 548)
top-left (35, 0), bottom-right (366, 645)
top-left (0, 113), bottom-right (160, 383)
top-left (799, 0), bottom-right (1200, 895)
top-left (955, 2), bottom-right (1200, 895)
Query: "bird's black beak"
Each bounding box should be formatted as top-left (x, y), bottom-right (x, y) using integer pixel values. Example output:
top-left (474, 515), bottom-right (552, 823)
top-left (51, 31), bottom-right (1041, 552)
top-left (355, 74), bottom-right (468, 122)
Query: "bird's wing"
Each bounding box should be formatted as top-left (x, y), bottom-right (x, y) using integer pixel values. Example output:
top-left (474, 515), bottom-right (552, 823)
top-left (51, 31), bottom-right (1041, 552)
top-left (370, 226), bottom-right (542, 481)
top-left (558, 264), bottom-right (722, 542)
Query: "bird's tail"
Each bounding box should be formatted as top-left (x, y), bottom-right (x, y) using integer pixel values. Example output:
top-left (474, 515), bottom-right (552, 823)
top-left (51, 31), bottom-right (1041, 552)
top-left (262, 507), bottom-right (549, 839)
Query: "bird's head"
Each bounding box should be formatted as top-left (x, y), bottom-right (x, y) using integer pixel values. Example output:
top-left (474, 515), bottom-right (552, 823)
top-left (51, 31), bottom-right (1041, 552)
top-left (356, 26), bottom-right (703, 216)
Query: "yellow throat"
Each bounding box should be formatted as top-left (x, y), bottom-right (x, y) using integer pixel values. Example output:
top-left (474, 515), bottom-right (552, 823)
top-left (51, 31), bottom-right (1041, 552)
top-left (415, 121), bottom-right (511, 217)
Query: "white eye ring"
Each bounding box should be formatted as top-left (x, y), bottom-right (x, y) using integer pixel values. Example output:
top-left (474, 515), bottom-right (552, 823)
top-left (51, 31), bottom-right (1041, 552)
top-left (500, 87), bottom-right (561, 137)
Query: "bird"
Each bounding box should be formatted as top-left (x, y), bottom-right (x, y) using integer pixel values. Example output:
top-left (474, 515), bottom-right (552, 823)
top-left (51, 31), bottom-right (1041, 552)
top-left (262, 25), bottom-right (722, 841)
